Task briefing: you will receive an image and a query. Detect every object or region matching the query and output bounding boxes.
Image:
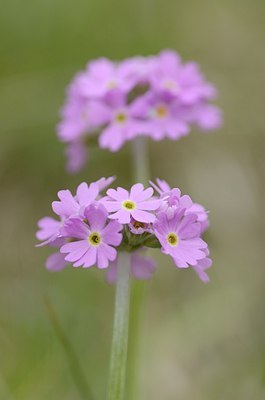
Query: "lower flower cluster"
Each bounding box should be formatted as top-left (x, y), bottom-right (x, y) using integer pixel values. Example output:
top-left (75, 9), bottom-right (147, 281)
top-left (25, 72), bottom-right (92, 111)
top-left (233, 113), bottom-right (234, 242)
top-left (36, 177), bottom-right (212, 282)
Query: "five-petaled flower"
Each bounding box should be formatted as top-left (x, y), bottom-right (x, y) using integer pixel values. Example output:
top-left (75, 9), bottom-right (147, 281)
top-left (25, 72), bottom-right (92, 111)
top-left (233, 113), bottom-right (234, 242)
top-left (154, 209), bottom-right (207, 268)
top-left (102, 183), bottom-right (161, 224)
top-left (60, 204), bottom-right (122, 268)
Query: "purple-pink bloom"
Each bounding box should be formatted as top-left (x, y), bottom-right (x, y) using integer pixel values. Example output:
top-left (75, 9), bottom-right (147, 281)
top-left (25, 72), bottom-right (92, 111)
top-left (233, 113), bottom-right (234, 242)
top-left (36, 177), bottom-right (212, 282)
top-left (78, 58), bottom-right (135, 99)
top-left (130, 93), bottom-right (189, 141)
top-left (150, 50), bottom-right (217, 103)
top-left (86, 94), bottom-right (146, 152)
top-left (106, 251), bottom-right (156, 283)
top-left (51, 178), bottom-right (112, 219)
top-left (79, 56), bottom-right (155, 100)
top-left (102, 183), bottom-right (161, 224)
top-left (154, 209), bottom-right (208, 268)
top-left (56, 51), bottom-right (221, 172)
top-left (60, 204), bottom-right (122, 268)
top-left (150, 178), bottom-right (209, 232)
top-left (37, 177), bottom-right (115, 246)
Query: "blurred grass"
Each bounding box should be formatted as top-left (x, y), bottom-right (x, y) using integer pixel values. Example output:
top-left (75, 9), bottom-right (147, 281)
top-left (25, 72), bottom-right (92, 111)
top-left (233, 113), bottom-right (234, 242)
top-left (0, 0), bottom-right (265, 399)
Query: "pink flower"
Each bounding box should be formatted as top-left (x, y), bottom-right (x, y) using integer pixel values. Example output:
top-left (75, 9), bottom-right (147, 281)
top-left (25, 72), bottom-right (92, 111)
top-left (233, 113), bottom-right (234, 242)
top-left (52, 177), bottom-right (114, 219)
top-left (79, 56), bottom-right (154, 99)
top-left (87, 94), bottom-right (146, 151)
top-left (37, 177), bottom-right (115, 247)
top-left (150, 178), bottom-right (209, 232)
top-left (102, 183), bottom-right (161, 224)
top-left (36, 177), bottom-right (213, 282)
top-left (56, 51), bottom-right (222, 172)
top-left (106, 251), bottom-right (156, 283)
top-left (154, 209), bottom-right (208, 268)
top-left (60, 204), bottom-right (122, 268)
top-left (130, 93), bottom-right (189, 141)
top-left (151, 50), bottom-right (217, 103)
top-left (79, 58), bottom-right (134, 98)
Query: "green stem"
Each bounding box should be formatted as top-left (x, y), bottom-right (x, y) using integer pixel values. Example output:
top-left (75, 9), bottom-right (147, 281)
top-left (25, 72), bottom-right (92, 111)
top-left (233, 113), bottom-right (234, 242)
top-left (131, 137), bottom-right (150, 185)
top-left (127, 137), bottom-right (150, 400)
top-left (107, 252), bottom-right (131, 400)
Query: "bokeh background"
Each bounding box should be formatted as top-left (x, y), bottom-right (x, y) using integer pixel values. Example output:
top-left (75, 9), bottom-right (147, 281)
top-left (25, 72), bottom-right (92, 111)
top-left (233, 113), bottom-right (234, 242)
top-left (1, 0), bottom-right (265, 399)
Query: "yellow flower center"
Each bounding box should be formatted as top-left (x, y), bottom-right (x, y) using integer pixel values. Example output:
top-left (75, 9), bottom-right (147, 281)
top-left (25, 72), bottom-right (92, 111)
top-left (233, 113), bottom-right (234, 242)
top-left (167, 232), bottom-right (179, 246)
top-left (115, 112), bottom-right (127, 123)
top-left (122, 200), bottom-right (136, 211)
top-left (88, 232), bottom-right (101, 246)
top-left (155, 105), bottom-right (168, 119)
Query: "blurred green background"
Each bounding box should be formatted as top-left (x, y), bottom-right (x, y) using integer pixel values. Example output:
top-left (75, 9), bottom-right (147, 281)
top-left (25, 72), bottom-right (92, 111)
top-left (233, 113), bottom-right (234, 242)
top-left (1, 0), bottom-right (265, 399)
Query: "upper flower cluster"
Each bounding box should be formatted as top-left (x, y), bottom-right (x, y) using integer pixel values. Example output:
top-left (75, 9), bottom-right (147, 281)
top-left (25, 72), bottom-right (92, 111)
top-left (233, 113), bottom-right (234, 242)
top-left (57, 50), bottom-right (222, 172)
top-left (36, 177), bottom-right (212, 282)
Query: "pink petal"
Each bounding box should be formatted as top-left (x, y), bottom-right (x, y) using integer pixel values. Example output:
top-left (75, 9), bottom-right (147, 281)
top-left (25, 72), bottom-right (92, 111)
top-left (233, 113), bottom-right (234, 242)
top-left (52, 190), bottom-right (79, 217)
top-left (74, 246), bottom-right (97, 268)
top-left (109, 209), bottom-right (131, 224)
top-left (131, 209), bottom-right (156, 223)
top-left (97, 244), bottom-right (117, 269)
top-left (130, 185), bottom-right (154, 202)
top-left (99, 126), bottom-right (125, 152)
top-left (85, 205), bottom-right (108, 231)
top-left (129, 183), bottom-right (144, 200)
top-left (61, 218), bottom-right (89, 239)
top-left (107, 188), bottom-right (127, 201)
top-left (63, 240), bottom-right (89, 262)
top-left (137, 199), bottom-right (161, 211)
top-left (46, 252), bottom-right (67, 271)
top-left (60, 240), bottom-right (88, 257)
top-left (76, 182), bottom-right (99, 206)
top-left (101, 200), bottom-right (121, 212)
top-left (102, 221), bottom-right (122, 246)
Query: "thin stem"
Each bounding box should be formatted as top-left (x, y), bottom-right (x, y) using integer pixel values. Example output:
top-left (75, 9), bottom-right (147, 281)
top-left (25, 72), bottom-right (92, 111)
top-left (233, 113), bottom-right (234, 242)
top-left (127, 137), bottom-right (150, 400)
top-left (131, 137), bottom-right (150, 185)
top-left (107, 252), bottom-right (131, 400)
top-left (44, 296), bottom-right (94, 400)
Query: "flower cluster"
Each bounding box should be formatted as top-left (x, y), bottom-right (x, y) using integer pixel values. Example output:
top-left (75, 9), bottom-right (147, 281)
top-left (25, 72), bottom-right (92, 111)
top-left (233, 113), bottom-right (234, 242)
top-left (36, 177), bottom-right (212, 282)
top-left (58, 50), bottom-right (222, 172)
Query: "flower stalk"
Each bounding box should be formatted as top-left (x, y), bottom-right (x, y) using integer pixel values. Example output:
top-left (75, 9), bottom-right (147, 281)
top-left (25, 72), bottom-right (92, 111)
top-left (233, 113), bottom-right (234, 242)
top-left (127, 137), bottom-right (150, 400)
top-left (131, 137), bottom-right (150, 185)
top-left (107, 252), bottom-right (131, 400)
